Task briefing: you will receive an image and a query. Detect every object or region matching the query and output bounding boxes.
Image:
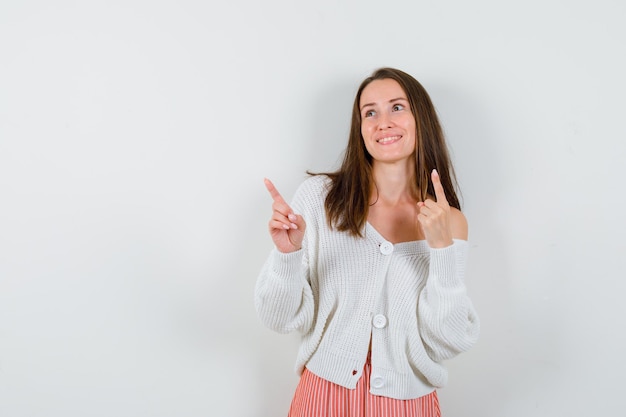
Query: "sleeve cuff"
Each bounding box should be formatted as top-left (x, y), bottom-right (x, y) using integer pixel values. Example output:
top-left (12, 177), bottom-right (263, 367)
top-left (429, 239), bottom-right (468, 288)
top-left (269, 248), bottom-right (305, 281)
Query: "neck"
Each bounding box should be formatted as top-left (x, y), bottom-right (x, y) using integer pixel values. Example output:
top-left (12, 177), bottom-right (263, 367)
top-left (370, 161), bottom-right (416, 206)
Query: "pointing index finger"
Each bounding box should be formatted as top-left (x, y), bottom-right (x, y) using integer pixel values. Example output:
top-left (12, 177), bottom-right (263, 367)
top-left (432, 169), bottom-right (449, 206)
top-left (264, 178), bottom-right (287, 205)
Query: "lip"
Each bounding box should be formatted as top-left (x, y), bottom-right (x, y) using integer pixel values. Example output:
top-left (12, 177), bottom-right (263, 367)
top-left (375, 135), bottom-right (402, 144)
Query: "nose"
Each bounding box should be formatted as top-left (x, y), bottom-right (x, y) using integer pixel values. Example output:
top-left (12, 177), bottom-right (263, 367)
top-left (377, 112), bottom-right (394, 130)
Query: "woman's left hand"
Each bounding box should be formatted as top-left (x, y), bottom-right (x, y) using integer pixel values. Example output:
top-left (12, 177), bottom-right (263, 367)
top-left (417, 169), bottom-right (454, 248)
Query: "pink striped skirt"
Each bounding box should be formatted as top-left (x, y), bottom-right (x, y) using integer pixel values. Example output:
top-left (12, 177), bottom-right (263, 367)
top-left (287, 354), bottom-right (440, 417)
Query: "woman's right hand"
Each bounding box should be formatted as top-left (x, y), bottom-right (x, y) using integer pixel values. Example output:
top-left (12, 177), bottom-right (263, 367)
top-left (264, 178), bottom-right (306, 253)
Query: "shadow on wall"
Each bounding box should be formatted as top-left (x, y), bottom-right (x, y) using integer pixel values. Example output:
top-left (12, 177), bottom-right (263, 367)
top-left (247, 76), bottom-right (359, 416)
top-left (429, 81), bottom-right (564, 415)
top-left (244, 192), bottom-right (302, 417)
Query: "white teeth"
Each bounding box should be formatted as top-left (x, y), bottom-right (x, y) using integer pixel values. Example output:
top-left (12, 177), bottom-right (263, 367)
top-left (377, 136), bottom-right (400, 143)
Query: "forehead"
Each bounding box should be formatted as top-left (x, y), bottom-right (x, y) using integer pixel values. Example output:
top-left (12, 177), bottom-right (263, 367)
top-left (360, 78), bottom-right (407, 106)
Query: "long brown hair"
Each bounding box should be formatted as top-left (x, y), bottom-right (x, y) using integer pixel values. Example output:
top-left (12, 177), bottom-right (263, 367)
top-left (313, 67), bottom-right (461, 237)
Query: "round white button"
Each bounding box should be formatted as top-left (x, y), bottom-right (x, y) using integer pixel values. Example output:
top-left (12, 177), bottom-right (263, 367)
top-left (371, 376), bottom-right (385, 389)
top-left (379, 241), bottom-right (393, 255)
top-left (372, 314), bottom-right (388, 329)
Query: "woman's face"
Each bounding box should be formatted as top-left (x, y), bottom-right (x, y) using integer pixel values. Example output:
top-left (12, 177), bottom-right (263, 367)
top-left (359, 78), bottom-right (416, 166)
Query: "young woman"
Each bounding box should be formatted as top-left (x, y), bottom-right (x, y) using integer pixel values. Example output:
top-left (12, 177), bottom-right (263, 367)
top-left (255, 68), bottom-right (480, 417)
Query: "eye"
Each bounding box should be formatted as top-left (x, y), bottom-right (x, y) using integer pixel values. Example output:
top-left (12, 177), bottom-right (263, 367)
top-left (392, 104), bottom-right (405, 112)
top-left (364, 109), bottom-right (376, 118)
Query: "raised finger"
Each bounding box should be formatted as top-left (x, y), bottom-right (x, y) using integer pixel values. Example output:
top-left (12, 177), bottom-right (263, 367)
top-left (264, 178), bottom-right (287, 204)
top-left (264, 178), bottom-right (295, 214)
top-left (431, 169), bottom-right (449, 206)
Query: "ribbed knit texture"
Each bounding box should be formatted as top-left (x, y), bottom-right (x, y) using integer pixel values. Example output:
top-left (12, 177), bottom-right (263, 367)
top-left (288, 353), bottom-right (441, 417)
top-left (255, 175), bottom-right (480, 400)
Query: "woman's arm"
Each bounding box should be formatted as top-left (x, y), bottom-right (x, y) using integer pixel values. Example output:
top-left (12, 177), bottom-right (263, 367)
top-left (417, 239), bottom-right (480, 361)
top-left (254, 249), bottom-right (314, 334)
top-left (254, 178), bottom-right (318, 334)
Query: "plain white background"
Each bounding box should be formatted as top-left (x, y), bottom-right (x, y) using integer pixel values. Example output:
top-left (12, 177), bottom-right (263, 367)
top-left (1, 1), bottom-right (625, 416)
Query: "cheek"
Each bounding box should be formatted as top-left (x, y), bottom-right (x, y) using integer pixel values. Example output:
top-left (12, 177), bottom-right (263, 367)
top-left (360, 130), bottom-right (374, 153)
top-left (361, 122), bottom-right (375, 138)
top-left (361, 135), bottom-right (371, 150)
top-left (402, 115), bottom-right (416, 129)
top-left (404, 120), bottom-right (416, 140)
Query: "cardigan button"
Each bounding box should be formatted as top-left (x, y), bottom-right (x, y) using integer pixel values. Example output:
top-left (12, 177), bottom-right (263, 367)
top-left (372, 314), bottom-right (388, 329)
top-left (371, 375), bottom-right (385, 389)
top-left (379, 241), bottom-right (393, 255)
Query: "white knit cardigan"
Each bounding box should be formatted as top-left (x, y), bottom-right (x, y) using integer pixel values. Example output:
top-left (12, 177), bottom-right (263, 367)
top-left (255, 175), bottom-right (480, 400)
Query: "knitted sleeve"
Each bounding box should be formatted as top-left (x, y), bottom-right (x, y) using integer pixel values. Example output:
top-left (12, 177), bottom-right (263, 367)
top-left (254, 248), bottom-right (314, 334)
top-left (254, 177), bottom-right (322, 335)
top-left (417, 239), bottom-right (480, 362)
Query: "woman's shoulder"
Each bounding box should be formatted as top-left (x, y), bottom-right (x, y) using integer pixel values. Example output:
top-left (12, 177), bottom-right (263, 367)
top-left (289, 174), bottom-right (331, 211)
top-left (295, 174), bottom-right (332, 197)
top-left (449, 206), bottom-right (469, 240)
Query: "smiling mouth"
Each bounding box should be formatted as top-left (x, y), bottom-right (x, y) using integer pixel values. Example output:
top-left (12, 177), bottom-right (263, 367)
top-left (376, 135), bottom-right (401, 144)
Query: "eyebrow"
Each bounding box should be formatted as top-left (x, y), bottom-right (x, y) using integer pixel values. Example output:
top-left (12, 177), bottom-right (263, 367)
top-left (360, 97), bottom-right (408, 111)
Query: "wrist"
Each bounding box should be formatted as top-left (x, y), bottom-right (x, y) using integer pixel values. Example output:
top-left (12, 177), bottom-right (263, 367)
top-left (427, 237), bottom-right (453, 249)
